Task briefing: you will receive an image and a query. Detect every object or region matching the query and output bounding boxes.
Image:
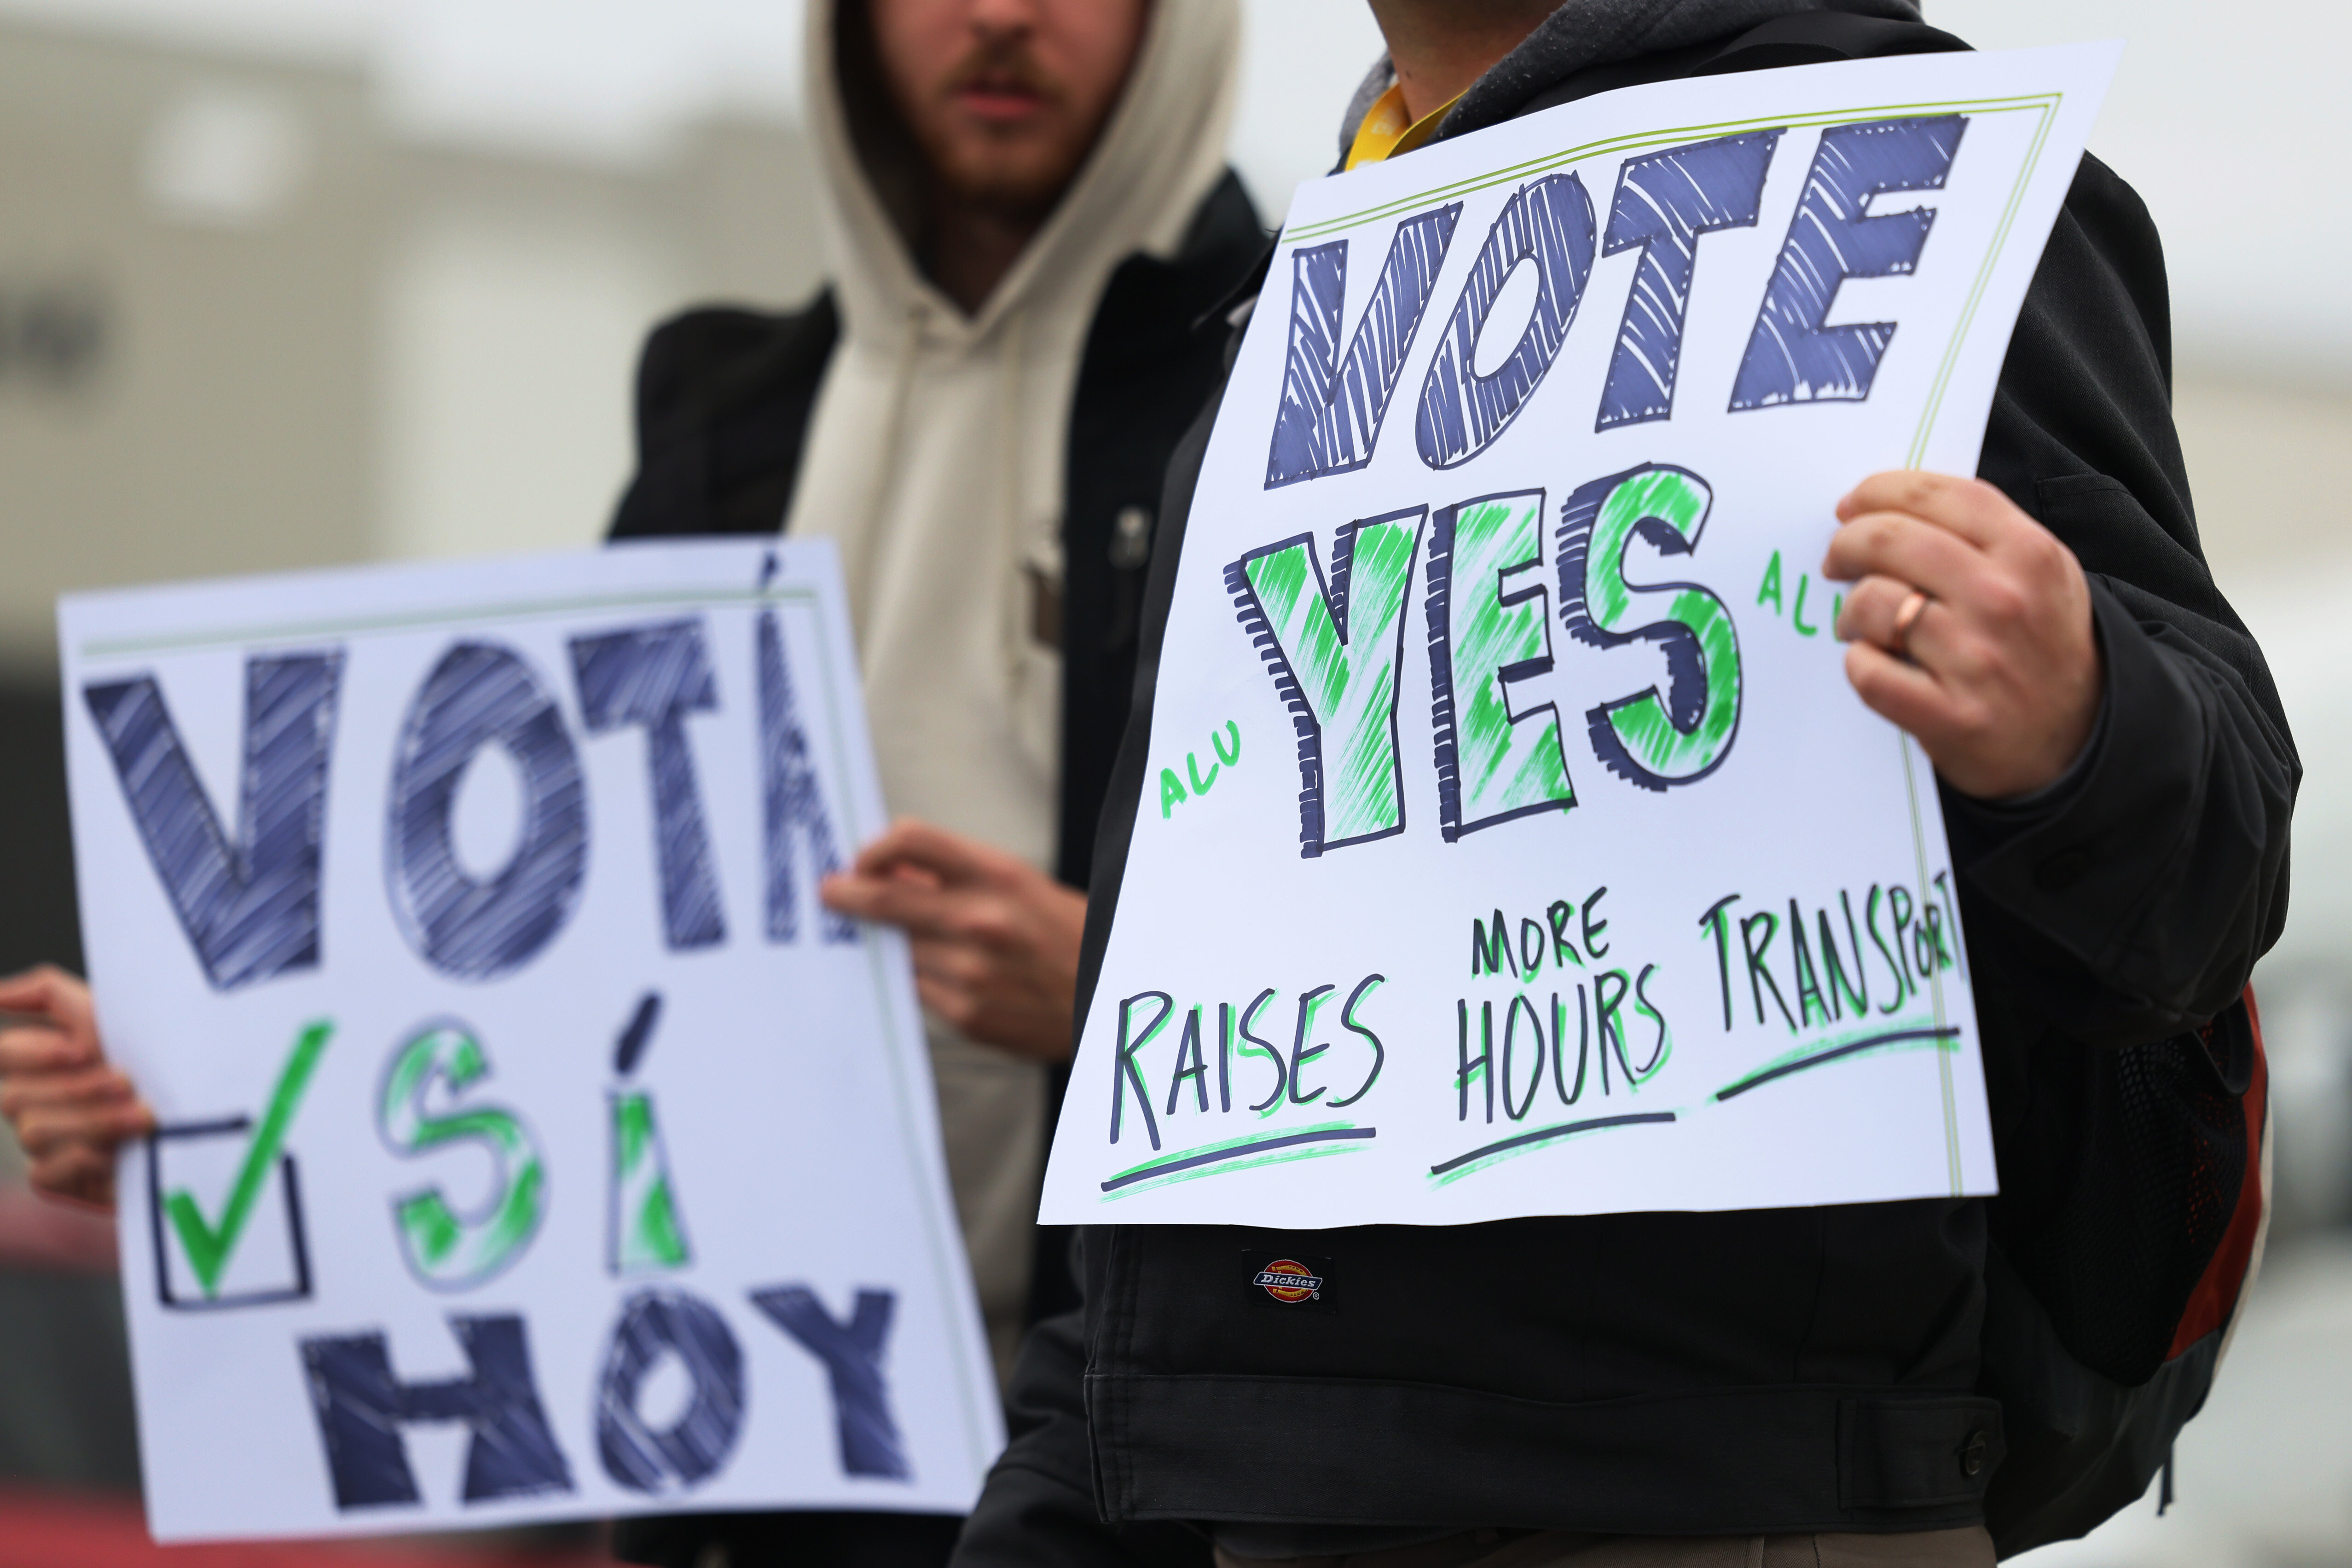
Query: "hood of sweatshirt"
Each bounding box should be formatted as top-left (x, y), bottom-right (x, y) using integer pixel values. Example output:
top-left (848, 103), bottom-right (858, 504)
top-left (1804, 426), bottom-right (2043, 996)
top-left (810, 0), bottom-right (1242, 356)
top-left (789, 0), bottom-right (1238, 873)
top-left (782, 0), bottom-right (1240, 1386)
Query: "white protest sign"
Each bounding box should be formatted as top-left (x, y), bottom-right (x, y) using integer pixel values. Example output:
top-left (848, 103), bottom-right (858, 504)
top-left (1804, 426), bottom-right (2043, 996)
top-left (1041, 43), bottom-right (2119, 1227)
top-left (58, 540), bottom-right (1002, 1543)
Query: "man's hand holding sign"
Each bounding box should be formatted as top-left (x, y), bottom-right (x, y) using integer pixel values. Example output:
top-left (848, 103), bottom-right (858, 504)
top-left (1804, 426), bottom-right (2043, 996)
top-left (821, 822), bottom-right (1088, 1064)
top-left (1829, 471), bottom-right (2103, 800)
top-left (0, 965), bottom-right (150, 1207)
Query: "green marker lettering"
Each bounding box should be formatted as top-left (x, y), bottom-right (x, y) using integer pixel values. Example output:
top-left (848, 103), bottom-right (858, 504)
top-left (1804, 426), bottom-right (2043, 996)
top-left (163, 1019), bottom-right (333, 1296)
top-left (379, 1022), bottom-right (547, 1289)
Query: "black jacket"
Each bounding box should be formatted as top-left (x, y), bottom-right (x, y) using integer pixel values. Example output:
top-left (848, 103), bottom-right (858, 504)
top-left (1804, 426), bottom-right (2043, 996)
top-left (951, 15), bottom-right (2298, 1566)
top-left (603, 173), bottom-right (1265, 1568)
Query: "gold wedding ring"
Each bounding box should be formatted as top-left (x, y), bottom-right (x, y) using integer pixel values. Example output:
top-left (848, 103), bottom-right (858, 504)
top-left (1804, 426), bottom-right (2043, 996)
top-left (1892, 589), bottom-right (1931, 658)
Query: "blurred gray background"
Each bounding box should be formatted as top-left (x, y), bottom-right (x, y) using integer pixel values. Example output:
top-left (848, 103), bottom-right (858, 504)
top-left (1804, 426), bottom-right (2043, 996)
top-left (0, 2), bottom-right (2342, 1563)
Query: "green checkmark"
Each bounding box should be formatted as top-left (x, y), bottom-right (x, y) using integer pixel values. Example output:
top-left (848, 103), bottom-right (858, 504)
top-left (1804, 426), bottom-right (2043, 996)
top-left (163, 1019), bottom-right (333, 1296)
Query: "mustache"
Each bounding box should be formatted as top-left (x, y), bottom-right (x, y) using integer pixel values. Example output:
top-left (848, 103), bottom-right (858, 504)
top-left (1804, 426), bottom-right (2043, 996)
top-left (943, 36), bottom-right (1060, 101)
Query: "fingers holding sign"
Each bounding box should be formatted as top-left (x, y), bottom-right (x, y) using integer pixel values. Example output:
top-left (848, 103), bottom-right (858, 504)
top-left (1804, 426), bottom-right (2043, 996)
top-left (0, 965), bottom-right (151, 1209)
top-left (821, 821), bottom-right (1087, 1064)
top-left (1824, 472), bottom-right (2103, 801)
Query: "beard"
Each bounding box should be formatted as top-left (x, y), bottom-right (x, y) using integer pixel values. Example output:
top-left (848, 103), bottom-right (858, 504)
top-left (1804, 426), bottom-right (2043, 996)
top-left (904, 35), bottom-right (1101, 224)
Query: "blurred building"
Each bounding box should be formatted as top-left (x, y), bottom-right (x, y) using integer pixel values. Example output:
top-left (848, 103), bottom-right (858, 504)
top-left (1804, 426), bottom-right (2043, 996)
top-left (2174, 375), bottom-right (2352, 1238)
top-left (0, 17), bottom-right (824, 1517)
top-left (0, 14), bottom-right (824, 984)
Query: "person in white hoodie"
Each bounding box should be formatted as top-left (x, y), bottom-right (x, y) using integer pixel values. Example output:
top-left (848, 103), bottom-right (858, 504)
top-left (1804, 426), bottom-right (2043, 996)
top-left (0, 1), bottom-right (1262, 1564)
top-left (614, 0), bottom-right (1254, 1373)
top-left (604, 0), bottom-right (1263, 1563)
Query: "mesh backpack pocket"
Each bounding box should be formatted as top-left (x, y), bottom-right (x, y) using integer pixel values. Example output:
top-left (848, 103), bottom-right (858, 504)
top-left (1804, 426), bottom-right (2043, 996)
top-left (1980, 989), bottom-right (2269, 1557)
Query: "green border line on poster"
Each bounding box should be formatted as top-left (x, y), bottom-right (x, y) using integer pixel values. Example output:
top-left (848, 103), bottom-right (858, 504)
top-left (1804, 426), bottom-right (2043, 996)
top-left (794, 598), bottom-right (994, 1475)
top-left (79, 584), bottom-right (828, 660)
top-left (1900, 734), bottom-right (1963, 1195)
top-left (1904, 98), bottom-right (2058, 469)
top-left (1283, 92), bottom-right (2058, 242)
top-left (792, 597), bottom-right (994, 1475)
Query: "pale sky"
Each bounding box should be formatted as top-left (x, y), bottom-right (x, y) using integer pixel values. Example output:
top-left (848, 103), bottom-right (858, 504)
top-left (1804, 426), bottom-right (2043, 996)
top-left (0, 0), bottom-right (2340, 381)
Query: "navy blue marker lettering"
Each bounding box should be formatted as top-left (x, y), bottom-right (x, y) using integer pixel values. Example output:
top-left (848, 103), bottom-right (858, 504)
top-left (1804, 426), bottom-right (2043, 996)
top-left (387, 642), bottom-right (587, 981)
top-left (1789, 899), bottom-right (1831, 1027)
top-left (1556, 465), bottom-right (1741, 792)
top-left (757, 609), bottom-right (854, 943)
top-left (1166, 1006), bottom-right (1209, 1116)
top-left (1595, 131), bottom-right (1780, 428)
top-left (1822, 894), bottom-right (1870, 1018)
top-left (1111, 991), bottom-right (1172, 1148)
top-left (1472, 910), bottom-right (1518, 978)
top-left (1502, 994), bottom-right (1545, 1122)
top-left (1699, 893), bottom-right (1742, 1030)
top-left (1552, 987), bottom-right (1590, 1105)
top-left (749, 1286), bottom-right (910, 1480)
top-left (1458, 1000), bottom-right (1494, 1123)
top-left (1240, 988), bottom-right (1287, 1112)
top-left (1890, 884), bottom-right (1918, 985)
top-left (1266, 204), bottom-right (1462, 487)
top-left (299, 1314), bottom-right (572, 1509)
top-left (1867, 884), bottom-right (1909, 1014)
top-left (1287, 984), bottom-right (1336, 1106)
top-left (1425, 487), bottom-right (1578, 839)
top-left (1328, 974), bottom-right (1386, 1109)
top-left (1730, 116), bottom-right (1968, 410)
top-left (82, 653), bottom-right (342, 991)
top-left (1217, 1002), bottom-right (1234, 1113)
top-left (594, 1289), bottom-right (744, 1494)
top-left (1741, 909), bottom-right (1796, 1030)
top-left (1227, 507), bottom-right (1426, 859)
top-left (570, 619), bottom-right (725, 952)
top-left (1417, 173), bottom-right (1596, 469)
top-left (1596, 969), bottom-right (1633, 1082)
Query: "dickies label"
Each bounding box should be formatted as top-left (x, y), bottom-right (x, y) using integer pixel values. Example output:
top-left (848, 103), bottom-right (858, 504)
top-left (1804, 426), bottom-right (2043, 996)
top-left (1241, 1250), bottom-right (1334, 1312)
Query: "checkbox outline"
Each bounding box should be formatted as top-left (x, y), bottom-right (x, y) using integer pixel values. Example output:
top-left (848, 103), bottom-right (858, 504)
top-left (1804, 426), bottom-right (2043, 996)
top-left (147, 1117), bottom-right (315, 1311)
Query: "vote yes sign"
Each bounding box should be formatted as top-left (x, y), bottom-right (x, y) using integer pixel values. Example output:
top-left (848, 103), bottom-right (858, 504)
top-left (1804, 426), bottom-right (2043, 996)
top-left (59, 541), bottom-right (1001, 1542)
top-left (1040, 45), bottom-right (2120, 1227)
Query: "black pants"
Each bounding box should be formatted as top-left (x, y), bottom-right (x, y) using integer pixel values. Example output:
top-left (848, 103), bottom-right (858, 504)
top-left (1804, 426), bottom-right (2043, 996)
top-left (612, 1509), bottom-right (963, 1568)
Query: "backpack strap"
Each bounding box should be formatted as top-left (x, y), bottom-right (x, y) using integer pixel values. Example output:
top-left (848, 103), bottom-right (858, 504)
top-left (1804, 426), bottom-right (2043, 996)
top-left (2167, 986), bottom-right (2271, 1359)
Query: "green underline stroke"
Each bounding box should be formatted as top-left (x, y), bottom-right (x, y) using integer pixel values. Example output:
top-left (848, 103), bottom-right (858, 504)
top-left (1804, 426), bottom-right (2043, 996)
top-left (1101, 1122), bottom-right (1374, 1194)
top-left (1714, 1021), bottom-right (1960, 1103)
top-left (1428, 1110), bottom-right (1677, 1186)
top-left (1905, 98), bottom-right (2059, 468)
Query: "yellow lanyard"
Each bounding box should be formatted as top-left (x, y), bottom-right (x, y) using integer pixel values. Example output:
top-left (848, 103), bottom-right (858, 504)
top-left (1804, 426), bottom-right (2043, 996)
top-left (1344, 81), bottom-right (1464, 170)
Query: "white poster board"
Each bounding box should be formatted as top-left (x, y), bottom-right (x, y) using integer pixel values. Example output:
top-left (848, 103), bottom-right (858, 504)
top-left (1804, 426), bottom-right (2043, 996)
top-left (58, 540), bottom-right (1003, 1542)
top-left (1041, 44), bottom-right (2119, 1227)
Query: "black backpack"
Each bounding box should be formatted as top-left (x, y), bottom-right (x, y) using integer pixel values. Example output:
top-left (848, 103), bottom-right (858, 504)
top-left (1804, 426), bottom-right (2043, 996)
top-left (1979, 988), bottom-right (2271, 1557)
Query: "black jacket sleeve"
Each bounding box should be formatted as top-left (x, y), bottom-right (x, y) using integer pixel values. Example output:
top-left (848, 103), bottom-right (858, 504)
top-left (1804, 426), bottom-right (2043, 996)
top-left (607, 294), bottom-right (841, 542)
top-left (1946, 155), bottom-right (2298, 1047)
